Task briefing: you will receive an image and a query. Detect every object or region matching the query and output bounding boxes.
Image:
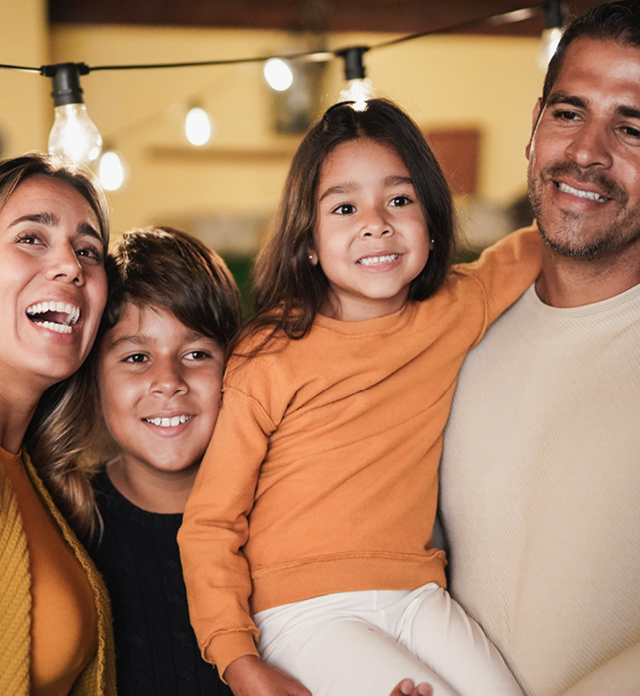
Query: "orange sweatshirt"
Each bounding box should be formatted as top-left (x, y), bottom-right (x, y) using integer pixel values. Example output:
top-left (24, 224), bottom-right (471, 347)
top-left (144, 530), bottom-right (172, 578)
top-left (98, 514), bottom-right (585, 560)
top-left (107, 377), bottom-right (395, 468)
top-left (179, 226), bottom-right (542, 676)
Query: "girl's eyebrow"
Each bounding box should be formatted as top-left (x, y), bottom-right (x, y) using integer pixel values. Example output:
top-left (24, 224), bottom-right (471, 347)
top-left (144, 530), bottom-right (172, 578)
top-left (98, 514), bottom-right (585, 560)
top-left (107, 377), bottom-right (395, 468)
top-left (318, 176), bottom-right (413, 202)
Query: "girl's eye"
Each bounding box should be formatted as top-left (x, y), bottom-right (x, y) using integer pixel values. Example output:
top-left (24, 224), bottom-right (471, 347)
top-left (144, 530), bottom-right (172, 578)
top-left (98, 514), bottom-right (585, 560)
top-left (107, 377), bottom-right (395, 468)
top-left (124, 353), bottom-right (148, 364)
top-left (76, 245), bottom-right (103, 265)
top-left (332, 203), bottom-right (356, 215)
top-left (389, 195), bottom-right (411, 208)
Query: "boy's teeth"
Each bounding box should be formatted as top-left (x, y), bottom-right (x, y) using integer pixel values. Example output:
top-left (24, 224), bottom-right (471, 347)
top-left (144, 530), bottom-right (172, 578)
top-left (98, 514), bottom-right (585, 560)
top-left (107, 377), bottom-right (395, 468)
top-left (146, 415), bottom-right (189, 427)
top-left (557, 182), bottom-right (608, 202)
top-left (358, 254), bottom-right (399, 266)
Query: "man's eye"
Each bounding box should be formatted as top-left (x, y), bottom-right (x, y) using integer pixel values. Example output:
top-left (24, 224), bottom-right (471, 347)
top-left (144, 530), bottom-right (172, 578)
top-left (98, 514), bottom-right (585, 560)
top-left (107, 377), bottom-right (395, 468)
top-left (621, 125), bottom-right (640, 140)
top-left (554, 110), bottom-right (580, 121)
top-left (333, 203), bottom-right (356, 215)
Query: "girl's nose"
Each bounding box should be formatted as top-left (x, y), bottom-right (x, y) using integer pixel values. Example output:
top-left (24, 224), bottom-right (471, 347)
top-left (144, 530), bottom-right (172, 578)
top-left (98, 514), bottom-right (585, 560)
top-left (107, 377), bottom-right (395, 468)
top-left (360, 207), bottom-right (393, 238)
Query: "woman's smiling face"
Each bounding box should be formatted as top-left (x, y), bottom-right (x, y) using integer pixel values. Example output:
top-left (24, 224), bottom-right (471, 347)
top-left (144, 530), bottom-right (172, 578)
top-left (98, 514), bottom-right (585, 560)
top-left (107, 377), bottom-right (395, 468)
top-left (0, 175), bottom-right (108, 396)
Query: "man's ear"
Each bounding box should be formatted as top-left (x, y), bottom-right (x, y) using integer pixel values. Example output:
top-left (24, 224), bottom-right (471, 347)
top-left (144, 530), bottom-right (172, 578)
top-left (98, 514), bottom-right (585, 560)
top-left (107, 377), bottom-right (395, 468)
top-left (526, 98), bottom-right (543, 161)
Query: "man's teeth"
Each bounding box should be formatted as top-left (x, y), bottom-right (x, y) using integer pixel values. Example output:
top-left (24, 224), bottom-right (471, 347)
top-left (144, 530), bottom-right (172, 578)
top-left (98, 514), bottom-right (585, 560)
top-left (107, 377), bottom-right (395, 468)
top-left (26, 301), bottom-right (80, 325)
top-left (358, 254), bottom-right (399, 266)
top-left (145, 415), bottom-right (191, 428)
top-left (557, 182), bottom-right (608, 202)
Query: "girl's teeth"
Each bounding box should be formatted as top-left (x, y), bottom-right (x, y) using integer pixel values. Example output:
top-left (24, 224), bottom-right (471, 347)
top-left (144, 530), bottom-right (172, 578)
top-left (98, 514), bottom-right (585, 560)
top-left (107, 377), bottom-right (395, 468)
top-left (147, 415), bottom-right (189, 427)
top-left (359, 254), bottom-right (398, 266)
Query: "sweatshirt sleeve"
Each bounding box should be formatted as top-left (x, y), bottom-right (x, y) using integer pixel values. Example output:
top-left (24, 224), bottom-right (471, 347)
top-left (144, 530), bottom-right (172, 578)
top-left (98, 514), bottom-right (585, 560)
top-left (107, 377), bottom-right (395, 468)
top-left (178, 377), bottom-right (276, 677)
top-left (458, 224), bottom-right (542, 345)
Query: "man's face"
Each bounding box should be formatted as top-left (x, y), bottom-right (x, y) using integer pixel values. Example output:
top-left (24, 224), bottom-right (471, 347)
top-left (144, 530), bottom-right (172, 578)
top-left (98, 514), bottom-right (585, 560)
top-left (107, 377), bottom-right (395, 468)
top-left (527, 38), bottom-right (640, 260)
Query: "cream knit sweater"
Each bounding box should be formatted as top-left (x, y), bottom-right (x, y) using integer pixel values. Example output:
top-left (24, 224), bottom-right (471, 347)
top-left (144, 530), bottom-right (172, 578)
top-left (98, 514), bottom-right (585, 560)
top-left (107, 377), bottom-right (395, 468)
top-left (440, 282), bottom-right (640, 696)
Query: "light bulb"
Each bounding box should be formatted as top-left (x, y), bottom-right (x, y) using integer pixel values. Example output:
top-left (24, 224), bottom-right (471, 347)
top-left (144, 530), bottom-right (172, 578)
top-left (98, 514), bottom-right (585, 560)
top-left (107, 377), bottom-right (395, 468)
top-left (185, 106), bottom-right (212, 146)
top-left (98, 149), bottom-right (127, 191)
top-left (45, 63), bottom-right (102, 166)
top-left (264, 58), bottom-right (294, 92)
top-left (538, 27), bottom-right (563, 70)
top-left (339, 78), bottom-right (376, 112)
top-left (49, 104), bottom-right (103, 166)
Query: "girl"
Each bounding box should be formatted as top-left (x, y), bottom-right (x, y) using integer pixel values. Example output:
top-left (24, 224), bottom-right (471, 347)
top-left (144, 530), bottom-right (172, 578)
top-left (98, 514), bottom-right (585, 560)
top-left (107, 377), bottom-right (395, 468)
top-left (0, 153), bottom-right (115, 696)
top-left (179, 100), bottom-right (542, 696)
top-left (85, 227), bottom-right (241, 696)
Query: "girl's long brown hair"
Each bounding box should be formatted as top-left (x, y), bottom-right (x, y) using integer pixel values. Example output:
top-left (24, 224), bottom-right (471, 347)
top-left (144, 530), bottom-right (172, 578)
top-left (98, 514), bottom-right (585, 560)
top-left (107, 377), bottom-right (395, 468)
top-left (241, 99), bottom-right (455, 355)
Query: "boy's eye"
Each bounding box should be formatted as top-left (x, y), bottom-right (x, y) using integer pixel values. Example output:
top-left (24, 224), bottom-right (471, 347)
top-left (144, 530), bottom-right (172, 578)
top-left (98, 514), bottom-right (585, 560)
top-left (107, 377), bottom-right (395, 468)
top-left (389, 195), bottom-right (411, 207)
top-left (186, 350), bottom-right (210, 361)
top-left (124, 353), bottom-right (148, 363)
top-left (332, 203), bottom-right (356, 215)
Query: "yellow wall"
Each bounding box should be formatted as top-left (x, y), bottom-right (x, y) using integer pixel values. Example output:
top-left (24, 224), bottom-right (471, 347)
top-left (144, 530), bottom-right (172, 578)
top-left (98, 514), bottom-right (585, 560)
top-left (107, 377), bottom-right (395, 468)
top-left (0, 0), bottom-right (49, 155)
top-left (4, 20), bottom-right (545, 241)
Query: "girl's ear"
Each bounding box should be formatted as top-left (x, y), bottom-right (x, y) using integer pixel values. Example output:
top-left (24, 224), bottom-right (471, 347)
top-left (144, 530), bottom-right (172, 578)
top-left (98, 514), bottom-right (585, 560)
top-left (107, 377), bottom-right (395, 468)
top-left (308, 250), bottom-right (319, 266)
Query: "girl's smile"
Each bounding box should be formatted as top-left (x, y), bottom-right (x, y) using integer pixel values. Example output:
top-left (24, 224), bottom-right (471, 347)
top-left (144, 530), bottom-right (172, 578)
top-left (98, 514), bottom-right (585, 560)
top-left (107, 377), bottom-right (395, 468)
top-left (313, 138), bottom-right (432, 321)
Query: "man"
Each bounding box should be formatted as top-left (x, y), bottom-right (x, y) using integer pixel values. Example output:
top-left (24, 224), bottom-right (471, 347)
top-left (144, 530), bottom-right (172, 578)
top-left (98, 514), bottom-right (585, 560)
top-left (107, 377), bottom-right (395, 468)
top-left (436, 2), bottom-right (640, 695)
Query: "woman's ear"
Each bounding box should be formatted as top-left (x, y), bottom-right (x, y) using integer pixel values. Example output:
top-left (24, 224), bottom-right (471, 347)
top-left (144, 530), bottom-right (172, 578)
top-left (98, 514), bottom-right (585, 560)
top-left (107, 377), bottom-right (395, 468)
top-left (308, 250), bottom-right (319, 266)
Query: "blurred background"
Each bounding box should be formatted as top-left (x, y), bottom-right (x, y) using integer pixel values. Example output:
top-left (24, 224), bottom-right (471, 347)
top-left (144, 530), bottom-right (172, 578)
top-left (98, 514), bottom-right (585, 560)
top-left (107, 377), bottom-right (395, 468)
top-left (0, 0), bottom-right (603, 304)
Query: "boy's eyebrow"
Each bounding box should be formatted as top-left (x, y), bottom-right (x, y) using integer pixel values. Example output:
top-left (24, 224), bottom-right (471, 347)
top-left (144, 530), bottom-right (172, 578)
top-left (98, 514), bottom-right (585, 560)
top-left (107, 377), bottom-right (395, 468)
top-left (105, 329), bottom-right (211, 349)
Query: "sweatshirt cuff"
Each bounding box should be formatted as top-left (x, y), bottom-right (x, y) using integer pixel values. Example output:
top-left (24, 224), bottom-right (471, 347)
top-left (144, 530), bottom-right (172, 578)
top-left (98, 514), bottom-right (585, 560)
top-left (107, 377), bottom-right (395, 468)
top-left (205, 630), bottom-right (260, 680)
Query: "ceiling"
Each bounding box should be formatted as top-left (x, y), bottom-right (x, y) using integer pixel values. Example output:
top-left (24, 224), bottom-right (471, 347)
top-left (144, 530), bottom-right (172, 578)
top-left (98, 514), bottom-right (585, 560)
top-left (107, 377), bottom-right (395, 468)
top-left (49, 0), bottom-right (606, 37)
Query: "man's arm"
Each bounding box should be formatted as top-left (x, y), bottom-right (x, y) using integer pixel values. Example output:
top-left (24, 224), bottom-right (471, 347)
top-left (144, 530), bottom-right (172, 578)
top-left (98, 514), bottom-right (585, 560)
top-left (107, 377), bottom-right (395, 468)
top-left (561, 643), bottom-right (640, 696)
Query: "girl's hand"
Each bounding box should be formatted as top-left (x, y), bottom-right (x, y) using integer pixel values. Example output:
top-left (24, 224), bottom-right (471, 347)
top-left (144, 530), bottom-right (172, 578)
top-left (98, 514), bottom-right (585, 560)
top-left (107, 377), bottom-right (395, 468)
top-left (390, 679), bottom-right (433, 696)
top-left (224, 655), bottom-right (312, 696)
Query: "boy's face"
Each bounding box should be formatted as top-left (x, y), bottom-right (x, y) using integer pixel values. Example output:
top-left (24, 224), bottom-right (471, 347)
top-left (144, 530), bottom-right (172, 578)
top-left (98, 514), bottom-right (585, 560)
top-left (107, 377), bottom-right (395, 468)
top-left (98, 303), bottom-right (224, 478)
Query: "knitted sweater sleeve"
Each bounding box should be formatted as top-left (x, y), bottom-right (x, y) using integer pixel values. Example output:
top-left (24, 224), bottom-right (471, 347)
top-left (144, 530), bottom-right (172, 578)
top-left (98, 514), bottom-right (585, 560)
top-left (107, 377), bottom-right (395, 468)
top-left (178, 369), bottom-right (277, 678)
top-left (458, 225), bottom-right (542, 344)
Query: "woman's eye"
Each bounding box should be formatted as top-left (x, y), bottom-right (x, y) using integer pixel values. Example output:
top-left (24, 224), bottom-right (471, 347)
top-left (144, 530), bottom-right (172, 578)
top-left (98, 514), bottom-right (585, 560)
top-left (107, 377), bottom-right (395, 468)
top-left (124, 353), bottom-right (147, 364)
top-left (15, 232), bottom-right (43, 246)
top-left (333, 203), bottom-right (356, 215)
top-left (76, 245), bottom-right (103, 265)
top-left (389, 195), bottom-right (411, 207)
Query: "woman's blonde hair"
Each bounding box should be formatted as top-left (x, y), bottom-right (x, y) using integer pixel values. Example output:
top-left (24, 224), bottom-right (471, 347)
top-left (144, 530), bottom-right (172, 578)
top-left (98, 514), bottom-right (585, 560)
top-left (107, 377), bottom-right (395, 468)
top-left (0, 152), bottom-right (111, 539)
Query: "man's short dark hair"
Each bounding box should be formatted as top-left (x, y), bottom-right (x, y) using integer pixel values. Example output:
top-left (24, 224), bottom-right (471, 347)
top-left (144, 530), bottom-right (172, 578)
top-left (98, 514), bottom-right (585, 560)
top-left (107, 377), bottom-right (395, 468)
top-left (542, 0), bottom-right (640, 106)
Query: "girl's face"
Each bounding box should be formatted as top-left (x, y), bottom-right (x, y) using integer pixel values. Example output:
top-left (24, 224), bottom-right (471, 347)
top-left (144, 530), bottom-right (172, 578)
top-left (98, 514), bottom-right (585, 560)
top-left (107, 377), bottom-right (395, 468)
top-left (0, 175), bottom-right (107, 396)
top-left (313, 138), bottom-right (431, 321)
top-left (98, 303), bottom-right (224, 479)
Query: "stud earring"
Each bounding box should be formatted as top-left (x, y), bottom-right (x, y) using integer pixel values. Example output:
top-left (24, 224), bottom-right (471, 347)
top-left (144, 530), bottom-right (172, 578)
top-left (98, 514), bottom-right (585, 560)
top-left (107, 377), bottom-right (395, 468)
top-left (430, 239), bottom-right (435, 245)
top-left (309, 254), bottom-right (313, 260)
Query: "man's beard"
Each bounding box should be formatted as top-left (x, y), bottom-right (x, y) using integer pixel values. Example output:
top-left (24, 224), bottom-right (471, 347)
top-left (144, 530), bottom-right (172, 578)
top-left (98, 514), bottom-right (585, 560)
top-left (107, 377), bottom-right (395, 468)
top-left (528, 160), bottom-right (640, 261)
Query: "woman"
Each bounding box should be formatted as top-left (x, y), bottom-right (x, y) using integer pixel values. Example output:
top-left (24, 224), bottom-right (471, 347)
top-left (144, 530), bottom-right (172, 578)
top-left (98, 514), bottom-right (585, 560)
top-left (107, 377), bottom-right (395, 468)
top-left (0, 153), bottom-right (116, 696)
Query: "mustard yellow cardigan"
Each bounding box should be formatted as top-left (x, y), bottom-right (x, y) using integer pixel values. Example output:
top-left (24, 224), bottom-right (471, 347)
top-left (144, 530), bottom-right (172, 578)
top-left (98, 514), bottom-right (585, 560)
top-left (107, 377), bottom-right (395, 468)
top-left (0, 452), bottom-right (116, 696)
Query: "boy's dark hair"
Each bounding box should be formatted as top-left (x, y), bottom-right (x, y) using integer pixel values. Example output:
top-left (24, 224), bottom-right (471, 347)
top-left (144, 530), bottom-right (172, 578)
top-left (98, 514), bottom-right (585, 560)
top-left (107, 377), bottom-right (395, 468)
top-left (542, 0), bottom-right (640, 107)
top-left (100, 226), bottom-right (242, 350)
top-left (246, 98), bottom-right (454, 348)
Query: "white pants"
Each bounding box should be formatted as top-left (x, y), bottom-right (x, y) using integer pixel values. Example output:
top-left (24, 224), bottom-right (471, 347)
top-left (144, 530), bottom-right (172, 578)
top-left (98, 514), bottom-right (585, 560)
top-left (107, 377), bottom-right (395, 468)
top-left (254, 584), bottom-right (523, 696)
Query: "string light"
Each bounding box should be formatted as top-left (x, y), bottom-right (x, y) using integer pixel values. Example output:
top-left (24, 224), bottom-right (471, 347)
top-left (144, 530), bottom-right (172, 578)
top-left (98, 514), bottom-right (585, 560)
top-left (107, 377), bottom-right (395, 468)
top-left (538, 1), bottom-right (565, 70)
top-left (337, 47), bottom-right (375, 111)
top-left (98, 146), bottom-right (127, 191)
top-left (42, 63), bottom-right (103, 166)
top-left (264, 58), bottom-right (294, 91)
top-left (185, 105), bottom-right (213, 146)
